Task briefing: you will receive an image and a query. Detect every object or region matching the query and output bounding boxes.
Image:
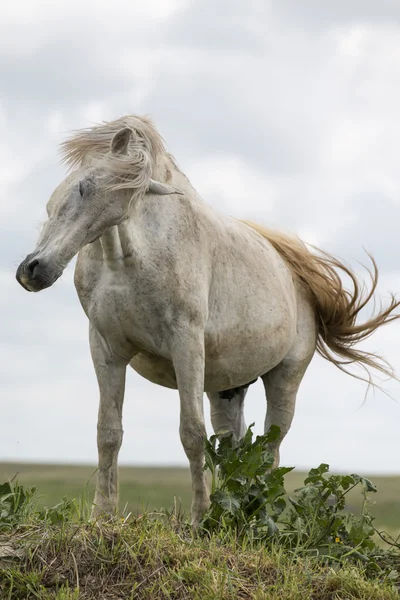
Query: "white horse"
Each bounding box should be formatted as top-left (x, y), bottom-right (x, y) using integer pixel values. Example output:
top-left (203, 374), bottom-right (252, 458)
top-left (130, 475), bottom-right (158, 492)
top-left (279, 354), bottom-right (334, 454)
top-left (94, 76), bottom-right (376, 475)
top-left (16, 115), bottom-right (399, 525)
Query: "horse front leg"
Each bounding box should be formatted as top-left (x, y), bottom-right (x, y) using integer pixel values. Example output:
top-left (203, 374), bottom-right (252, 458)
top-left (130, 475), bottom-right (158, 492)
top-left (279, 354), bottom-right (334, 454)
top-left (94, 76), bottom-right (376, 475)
top-left (172, 330), bottom-right (209, 526)
top-left (89, 325), bottom-right (128, 518)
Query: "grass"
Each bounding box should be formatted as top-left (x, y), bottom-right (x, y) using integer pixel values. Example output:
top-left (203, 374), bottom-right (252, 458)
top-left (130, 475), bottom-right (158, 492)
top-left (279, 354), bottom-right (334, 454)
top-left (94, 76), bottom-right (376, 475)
top-left (0, 463), bottom-right (398, 535)
top-left (0, 444), bottom-right (399, 599)
top-left (0, 503), bottom-right (399, 599)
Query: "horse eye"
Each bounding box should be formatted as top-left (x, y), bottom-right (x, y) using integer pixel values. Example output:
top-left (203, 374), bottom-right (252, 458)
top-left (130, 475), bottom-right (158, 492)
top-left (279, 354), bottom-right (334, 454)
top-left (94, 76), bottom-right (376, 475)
top-left (79, 181), bottom-right (84, 197)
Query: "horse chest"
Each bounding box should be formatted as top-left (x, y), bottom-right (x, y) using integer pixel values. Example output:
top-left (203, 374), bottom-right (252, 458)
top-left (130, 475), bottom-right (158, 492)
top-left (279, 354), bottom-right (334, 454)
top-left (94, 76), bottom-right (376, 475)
top-left (84, 275), bottom-right (173, 358)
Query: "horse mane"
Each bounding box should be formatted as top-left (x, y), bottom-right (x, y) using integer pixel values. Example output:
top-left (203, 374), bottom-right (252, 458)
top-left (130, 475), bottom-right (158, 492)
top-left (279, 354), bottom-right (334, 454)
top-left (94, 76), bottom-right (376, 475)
top-left (240, 219), bottom-right (400, 385)
top-left (59, 115), bottom-right (168, 195)
top-left (60, 115), bottom-right (166, 168)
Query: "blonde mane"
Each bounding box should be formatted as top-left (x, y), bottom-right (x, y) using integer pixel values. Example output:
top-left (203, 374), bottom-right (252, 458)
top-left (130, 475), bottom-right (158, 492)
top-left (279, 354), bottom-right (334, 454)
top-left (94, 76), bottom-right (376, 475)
top-left (60, 115), bottom-right (166, 168)
top-left (240, 220), bottom-right (400, 384)
top-left (60, 115), bottom-right (168, 197)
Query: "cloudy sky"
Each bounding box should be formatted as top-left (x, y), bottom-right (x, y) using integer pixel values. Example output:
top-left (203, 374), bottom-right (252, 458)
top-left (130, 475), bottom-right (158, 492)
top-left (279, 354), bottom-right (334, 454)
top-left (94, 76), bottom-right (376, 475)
top-left (1, 0), bottom-right (400, 474)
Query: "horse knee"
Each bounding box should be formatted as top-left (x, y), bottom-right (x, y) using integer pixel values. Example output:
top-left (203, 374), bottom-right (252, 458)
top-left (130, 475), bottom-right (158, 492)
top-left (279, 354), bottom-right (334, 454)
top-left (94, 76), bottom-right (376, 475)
top-left (97, 427), bottom-right (123, 464)
top-left (180, 420), bottom-right (205, 460)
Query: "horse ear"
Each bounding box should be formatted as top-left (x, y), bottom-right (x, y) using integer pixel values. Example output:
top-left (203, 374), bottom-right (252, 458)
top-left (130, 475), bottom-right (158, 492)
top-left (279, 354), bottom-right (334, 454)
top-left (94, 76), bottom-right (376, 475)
top-left (111, 128), bottom-right (132, 155)
top-left (148, 179), bottom-right (183, 195)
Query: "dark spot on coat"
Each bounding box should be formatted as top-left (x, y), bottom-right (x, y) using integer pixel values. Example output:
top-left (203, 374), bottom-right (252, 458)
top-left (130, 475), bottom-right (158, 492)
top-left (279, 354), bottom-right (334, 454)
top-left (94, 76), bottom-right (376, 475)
top-left (165, 166), bottom-right (172, 182)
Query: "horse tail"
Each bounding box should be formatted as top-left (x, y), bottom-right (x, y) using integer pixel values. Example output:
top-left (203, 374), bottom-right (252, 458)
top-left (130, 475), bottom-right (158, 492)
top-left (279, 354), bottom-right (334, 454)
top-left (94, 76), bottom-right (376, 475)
top-left (240, 219), bottom-right (400, 384)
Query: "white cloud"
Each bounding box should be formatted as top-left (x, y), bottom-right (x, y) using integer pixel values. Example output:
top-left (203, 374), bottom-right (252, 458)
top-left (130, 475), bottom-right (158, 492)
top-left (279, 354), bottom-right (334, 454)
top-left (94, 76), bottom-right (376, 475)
top-left (1, 0), bottom-right (400, 473)
top-left (187, 154), bottom-right (278, 216)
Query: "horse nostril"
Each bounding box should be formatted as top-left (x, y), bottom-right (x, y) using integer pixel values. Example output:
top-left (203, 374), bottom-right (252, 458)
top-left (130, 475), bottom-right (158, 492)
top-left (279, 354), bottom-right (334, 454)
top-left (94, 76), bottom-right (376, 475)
top-left (27, 259), bottom-right (40, 278)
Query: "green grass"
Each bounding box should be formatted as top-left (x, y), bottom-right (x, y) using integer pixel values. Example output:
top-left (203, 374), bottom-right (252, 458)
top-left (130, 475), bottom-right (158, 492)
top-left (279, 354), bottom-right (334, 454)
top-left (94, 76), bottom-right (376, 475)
top-left (0, 463), bottom-right (398, 535)
top-left (0, 460), bottom-right (399, 599)
top-left (0, 503), bottom-right (399, 599)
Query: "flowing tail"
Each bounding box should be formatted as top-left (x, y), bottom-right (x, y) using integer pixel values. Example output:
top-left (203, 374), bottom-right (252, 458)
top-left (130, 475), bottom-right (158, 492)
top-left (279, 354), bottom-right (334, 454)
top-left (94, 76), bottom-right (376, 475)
top-left (240, 220), bottom-right (400, 383)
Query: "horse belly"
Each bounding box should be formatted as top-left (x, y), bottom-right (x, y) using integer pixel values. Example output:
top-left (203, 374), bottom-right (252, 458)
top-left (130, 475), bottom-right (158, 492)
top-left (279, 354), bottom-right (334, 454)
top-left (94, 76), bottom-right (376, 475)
top-left (203, 271), bottom-right (298, 390)
top-left (129, 236), bottom-right (298, 391)
top-left (130, 312), bottom-right (296, 393)
top-left (204, 318), bottom-right (295, 391)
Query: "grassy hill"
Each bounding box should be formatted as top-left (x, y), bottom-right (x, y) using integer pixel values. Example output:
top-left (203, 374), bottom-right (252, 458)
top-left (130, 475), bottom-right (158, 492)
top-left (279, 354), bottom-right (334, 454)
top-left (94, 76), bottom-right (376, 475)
top-left (0, 501), bottom-right (398, 599)
top-left (0, 462), bottom-right (399, 598)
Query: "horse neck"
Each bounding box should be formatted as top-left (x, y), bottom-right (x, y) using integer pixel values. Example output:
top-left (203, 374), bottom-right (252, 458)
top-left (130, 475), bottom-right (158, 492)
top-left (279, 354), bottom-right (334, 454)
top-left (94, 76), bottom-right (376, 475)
top-left (157, 153), bottom-right (199, 199)
top-left (98, 225), bottom-right (121, 265)
top-left (98, 154), bottom-right (196, 266)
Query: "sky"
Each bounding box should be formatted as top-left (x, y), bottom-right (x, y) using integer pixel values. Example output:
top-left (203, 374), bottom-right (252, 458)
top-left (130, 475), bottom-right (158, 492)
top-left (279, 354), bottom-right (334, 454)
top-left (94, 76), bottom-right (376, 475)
top-left (1, 0), bottom-right (400, 474)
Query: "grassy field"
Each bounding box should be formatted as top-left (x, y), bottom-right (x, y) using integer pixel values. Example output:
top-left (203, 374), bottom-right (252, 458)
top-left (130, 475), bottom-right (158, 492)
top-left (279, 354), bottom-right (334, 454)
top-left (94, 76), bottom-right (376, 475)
top-left (0, 462), bottom-right (399, 535)
top-left (0, 463), bottom-right (399, 598)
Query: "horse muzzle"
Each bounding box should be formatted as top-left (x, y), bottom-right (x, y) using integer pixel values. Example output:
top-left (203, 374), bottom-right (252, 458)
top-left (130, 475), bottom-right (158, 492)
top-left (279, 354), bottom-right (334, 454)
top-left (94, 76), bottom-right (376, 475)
top-left (16, 254), bottom-right (62, 292)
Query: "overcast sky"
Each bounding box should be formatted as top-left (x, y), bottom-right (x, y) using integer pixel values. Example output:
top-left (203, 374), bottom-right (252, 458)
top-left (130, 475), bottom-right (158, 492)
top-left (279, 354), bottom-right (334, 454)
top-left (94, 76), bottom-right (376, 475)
top-left (1, 0), bottom-right (400, 474)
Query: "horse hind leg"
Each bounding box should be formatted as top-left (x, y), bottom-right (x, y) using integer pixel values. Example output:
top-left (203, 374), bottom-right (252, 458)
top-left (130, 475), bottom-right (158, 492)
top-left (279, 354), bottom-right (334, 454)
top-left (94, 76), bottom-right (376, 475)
top-left (262, 290), bottom-right (317, 468)
top-left (207, 384), bottom-right (250, 443)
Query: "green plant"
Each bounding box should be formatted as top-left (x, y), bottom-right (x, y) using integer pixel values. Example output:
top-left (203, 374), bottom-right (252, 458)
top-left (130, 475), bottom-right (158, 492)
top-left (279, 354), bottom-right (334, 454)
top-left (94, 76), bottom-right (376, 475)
top-left (201, 423), bottom-right (398, 575)
top-left (203, 424), bottom-right (292, 538)
top-left (0, 481), bottom-right (38, 529)
top-left (285, 463), bottom-right (378, 561)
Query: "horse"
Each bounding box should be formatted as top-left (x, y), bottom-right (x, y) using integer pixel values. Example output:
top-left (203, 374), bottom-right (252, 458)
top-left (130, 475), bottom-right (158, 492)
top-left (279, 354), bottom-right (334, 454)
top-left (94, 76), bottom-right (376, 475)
top-left (16, 115), bottom-right (400, 525)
